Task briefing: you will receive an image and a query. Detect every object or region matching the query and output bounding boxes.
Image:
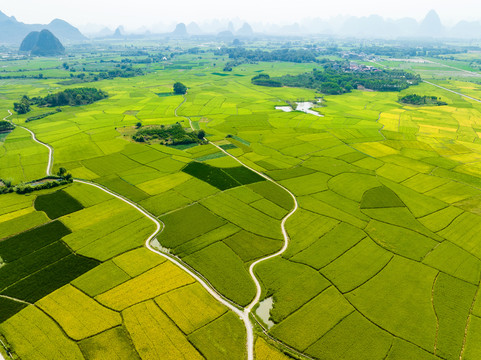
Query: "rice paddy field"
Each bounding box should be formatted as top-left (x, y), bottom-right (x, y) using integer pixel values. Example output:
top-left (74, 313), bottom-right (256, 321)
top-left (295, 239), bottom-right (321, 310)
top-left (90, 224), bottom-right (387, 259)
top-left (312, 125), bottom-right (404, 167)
top-left (2, 44), bottom-right (481, 359)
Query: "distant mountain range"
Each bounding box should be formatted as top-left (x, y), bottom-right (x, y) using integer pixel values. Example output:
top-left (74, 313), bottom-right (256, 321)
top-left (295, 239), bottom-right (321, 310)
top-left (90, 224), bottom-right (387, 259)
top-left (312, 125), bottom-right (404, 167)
top-left (3, 9), bottom-right (481, 42)
top-left (0, 11), bottom-right (86, 44)
top-left (104, 11), bottom-right (481, 39)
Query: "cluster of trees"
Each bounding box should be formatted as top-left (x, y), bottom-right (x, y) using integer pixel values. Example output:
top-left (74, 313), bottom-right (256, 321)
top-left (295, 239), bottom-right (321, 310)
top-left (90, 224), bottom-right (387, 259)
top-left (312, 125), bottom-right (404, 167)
top-left (251, 74), bottom-right (282, 87)
top-left (215, 48), bottom-right (319, 70)
top-left (0, 120), bottom-right (14, 132)
top-left (173, 82), bottom-right (187, 95)
top-left (217, 48), bottom-right (318, 63)
top-left (0, 168), bottom-right (72, 195)
top-left (399, 94), bottom-right (447, 106)
top-left (13, 96), bottom-right (31, 114)
top-left (97, 67), bottom-right (143, 80)
top-left (132, 123), bottom-right (206, 145)
top-left (252, 61), bottom-right (421, 95)
top-left (14, 88), bottom-right (107, 114)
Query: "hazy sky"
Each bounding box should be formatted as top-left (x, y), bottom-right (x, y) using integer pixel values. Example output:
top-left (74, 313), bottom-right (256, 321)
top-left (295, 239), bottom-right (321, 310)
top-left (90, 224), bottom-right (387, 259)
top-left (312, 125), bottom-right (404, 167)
top-left (2, 0), bottom-right (481, 29)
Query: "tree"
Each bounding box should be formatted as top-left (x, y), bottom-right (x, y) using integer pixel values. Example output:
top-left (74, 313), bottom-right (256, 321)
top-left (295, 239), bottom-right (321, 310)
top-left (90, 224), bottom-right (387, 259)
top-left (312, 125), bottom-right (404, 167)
top-left (13, 96), bottom-right (31, 114)
top-left (173, 82), bottom-right (187, 95)
top-left (197, 129), bottom-right (205, 139)
top-left (57, 167), bottom-right (67, 177)
top-left (136, 122), bottom-right (142, 129)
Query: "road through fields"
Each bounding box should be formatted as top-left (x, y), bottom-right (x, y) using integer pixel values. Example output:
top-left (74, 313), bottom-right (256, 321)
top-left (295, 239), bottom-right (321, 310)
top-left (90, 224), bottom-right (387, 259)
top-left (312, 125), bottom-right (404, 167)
top-left (3, 109), bottom-right (257, 359)
top-left (424, 80), bottom-right (481, 103)
top-left (178, 96), bottom-right (301, 359)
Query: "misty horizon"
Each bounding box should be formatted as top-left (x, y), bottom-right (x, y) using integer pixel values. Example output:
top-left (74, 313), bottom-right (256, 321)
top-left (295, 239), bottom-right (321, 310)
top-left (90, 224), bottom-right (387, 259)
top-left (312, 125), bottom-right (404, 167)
top-left (3, 0), bottom-right (481, 31)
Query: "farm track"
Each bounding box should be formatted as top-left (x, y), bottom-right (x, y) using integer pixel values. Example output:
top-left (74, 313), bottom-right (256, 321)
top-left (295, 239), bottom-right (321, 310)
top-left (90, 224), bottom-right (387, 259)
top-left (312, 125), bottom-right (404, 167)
top-left (4, 109), bottom-right (264, 359)
top-left (177, 96), bottom-right (302, 359)
top-left (6, 79), bottom-right (479, 359)
top-left (423, 80), bottom-right (481, 103)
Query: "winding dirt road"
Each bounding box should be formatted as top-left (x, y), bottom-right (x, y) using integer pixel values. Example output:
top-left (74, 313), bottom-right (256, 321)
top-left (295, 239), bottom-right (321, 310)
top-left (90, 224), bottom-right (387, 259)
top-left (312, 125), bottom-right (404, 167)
top-left (180, 97), bottom-right (300, 358)
top-left (4, 107), bottom-right (302, 360)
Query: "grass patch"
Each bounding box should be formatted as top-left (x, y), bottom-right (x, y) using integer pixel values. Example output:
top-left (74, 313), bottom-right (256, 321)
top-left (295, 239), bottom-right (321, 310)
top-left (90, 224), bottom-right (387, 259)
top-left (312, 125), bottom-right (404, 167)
top-left (255, 257), bottom-right (330, 323)
top-left (79, 326), bottom-right (140, 360)
top-left (0, 220), bottom-right (71, 262)
top-left (159, 203), bottom-right (226, 249)
top-left (433, 273), bottom-right (477, 359)
top-left (71, 260), bottom-right (131, 297)
top-left (1, 254), bottom-right (99, 303)
top-left (188, 312), bottom-right (246, 360)
top-left (112, 247), bottom-right (165, 277)
top-left (0, 297), bottom-right (27, 323)
top-left (321, 238), bottom-right (393, 292)
top-left (271, 287), bottom-right (353, 351)
top-left (95, 262), bottom-right (194, 311)
top-left (291, 222), bottom-right (366, 269)
top-left (423, 241), bottom-right (481, 284)
top-left (0, 241), bottom-right (71, 291)
top-left (184, 242), bottom-right (256, 306)
top-left (360, 186), bottom-right (405, 209)
top-left (34, 190), bottom-right (84, 219)
top-left (347, 257), bottom-right (437, 350)
top-left (366, 220), bottom-right (438, 261)
top-left (305, 311), bottom-right (392, 360)
top-left (224, 230), bottom-right (282, 262)
top-left (182, 162), bottom-right (241, 190)
top-left (182, 162), bottom-right (264, 190)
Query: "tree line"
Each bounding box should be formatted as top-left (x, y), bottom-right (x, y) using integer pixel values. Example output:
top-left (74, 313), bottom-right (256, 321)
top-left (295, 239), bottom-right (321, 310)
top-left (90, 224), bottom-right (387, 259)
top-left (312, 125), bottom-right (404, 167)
top-left (399, 94), bottom-right (447, 106)
top-left (133, 123), bottom-right (206, 145)
top-left (14, 88), bottom-right (108, 114)
top-left (252, 61), bottom-right (421, 95)
top-left (0, 121), bottom-right (14, 132)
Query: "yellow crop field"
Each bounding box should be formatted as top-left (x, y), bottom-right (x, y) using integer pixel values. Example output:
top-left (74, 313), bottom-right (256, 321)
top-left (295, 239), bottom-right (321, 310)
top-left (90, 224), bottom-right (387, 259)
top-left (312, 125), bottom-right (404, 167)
top-left (123, 300), bottom-right (203, 360)
top-left (0, 206), bottom-right (35, 223)
top-left (136, 172), bottom-right (191, 195)
top-left (352, 142), bottom-right (399, 157)
top-left (0, 306), bottom-right (83, 359)
top-left (112, 247), bottom-right (165, 277)
top-left (36, 285), bottom-right (122, 340)
top-left (255, 338), bottom-right (291, 360)
top-left (95, 262), bottom-right (195, 310)
top-left (0, 192), bottom-right (33, 216)
top-left (155, 282), bottom-right (226, 334)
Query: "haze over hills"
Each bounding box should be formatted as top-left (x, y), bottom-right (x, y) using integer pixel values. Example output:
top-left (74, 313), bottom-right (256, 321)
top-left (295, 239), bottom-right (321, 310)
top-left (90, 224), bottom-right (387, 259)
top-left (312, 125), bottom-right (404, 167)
top-left (3, 8), bottom-right (481, 41)
top-left (84, 10), bottom-right (481, 39)
top-left (0, 10), bottom-right (86, 44)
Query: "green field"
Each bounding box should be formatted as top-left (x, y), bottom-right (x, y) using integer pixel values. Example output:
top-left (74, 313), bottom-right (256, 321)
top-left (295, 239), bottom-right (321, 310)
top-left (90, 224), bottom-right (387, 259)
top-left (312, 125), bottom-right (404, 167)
top-left (2, 39), bottom-right (481, 360)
